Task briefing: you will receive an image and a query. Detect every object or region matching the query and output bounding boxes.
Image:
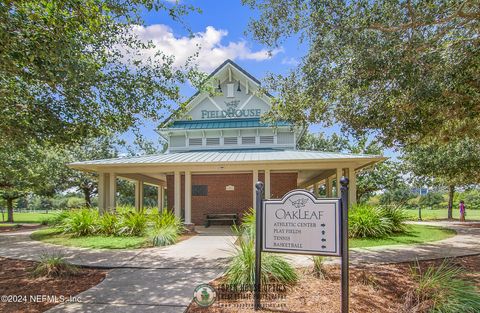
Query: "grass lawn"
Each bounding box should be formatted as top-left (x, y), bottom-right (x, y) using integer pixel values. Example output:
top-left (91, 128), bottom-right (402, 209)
top-left (31, 228), bottom-right (150, 249)
top-left (0, 212), bottom-right (58, 224)
top-left (405, 209), bottom-right (480, 221)
top-left (350, 224), bottom-right (456, 249)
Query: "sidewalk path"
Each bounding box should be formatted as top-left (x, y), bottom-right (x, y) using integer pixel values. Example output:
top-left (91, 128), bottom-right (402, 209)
top-left (0, 222), bottom-right (479, 312)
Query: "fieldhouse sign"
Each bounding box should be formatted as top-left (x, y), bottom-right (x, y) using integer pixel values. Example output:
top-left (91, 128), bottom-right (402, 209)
top-left (262, 190), bottom-right (341, 256)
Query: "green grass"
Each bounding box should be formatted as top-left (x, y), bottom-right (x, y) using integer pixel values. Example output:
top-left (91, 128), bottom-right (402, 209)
top-left (0, 212), bottom-right (58, 224)
top-left (350, 224), bottom-right (456, 248)
top-left (405, 209), bottom-right (480, 221)
top-left (31, 228), bottom-right (150, 249)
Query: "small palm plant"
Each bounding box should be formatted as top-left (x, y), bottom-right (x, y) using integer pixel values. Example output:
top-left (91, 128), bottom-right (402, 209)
top-left (150, 210), bottom-right (184, 246)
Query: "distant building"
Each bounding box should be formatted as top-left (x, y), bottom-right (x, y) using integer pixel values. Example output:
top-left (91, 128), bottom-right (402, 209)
top-left (70, 60), bottom-right (384, 226)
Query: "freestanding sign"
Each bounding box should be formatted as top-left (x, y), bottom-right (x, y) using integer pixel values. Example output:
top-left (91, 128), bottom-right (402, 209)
top-left (262, 190), bottom-right (341, 256)
top-left (254, 178), bottom-right (350, 312)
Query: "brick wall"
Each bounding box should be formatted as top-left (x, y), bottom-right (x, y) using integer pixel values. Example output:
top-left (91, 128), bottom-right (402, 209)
top-left (166, 172), bottom-right (297, 225)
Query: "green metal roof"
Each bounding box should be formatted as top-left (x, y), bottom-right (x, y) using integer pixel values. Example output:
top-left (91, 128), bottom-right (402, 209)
top-left (167, 118), bottom-right (292, 130)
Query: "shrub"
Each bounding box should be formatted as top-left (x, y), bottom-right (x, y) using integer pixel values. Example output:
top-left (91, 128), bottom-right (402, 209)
top-left (48, 210), bottom-right (71, 226)
top-left (150, 210), bottom-right (184, 246)
top-left (380, 188), bottom-right (415, 206)
top-left (118, 210), bottom-right (148, 236)
top-left (152, 225), bottom-right (181, 246)
top-left (225, 237), bottom-right (297, 286)
top-left (405, 260), bottom-right (480, 312)
top-left (31, 252), bottom-right (78, 278)
top-left (98, 212), bottom-right (119, 236)
top-left (348, 204), bottom-right (393, 238)
top-left (234, 208), bottom-right (255, 241)
top-left (59, 208), bottom-right (98, 236)
top-left (380, 205), bottom-right (408, 233)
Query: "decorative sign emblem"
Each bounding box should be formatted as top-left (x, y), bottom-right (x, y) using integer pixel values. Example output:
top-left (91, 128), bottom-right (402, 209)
top-left (193, 284), bottom-right (217, 307)
top-left (262, 189), bottom-right (341, 256)
top-left (200, 99), bottom-right (261, 119)
top-left (226, 185), bottom-right (235, 191)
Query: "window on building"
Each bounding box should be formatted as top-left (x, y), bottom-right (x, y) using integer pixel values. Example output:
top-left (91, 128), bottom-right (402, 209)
top-left (192, 185), bottom-right (208, 196)
top-left (224, 137), bottom-right (238, 145)
top-left (189, 138), bottom-right (203, 146)
top-left (206, 137), bottom-right (220, 146)
top-left (260, 135), bottom-right (274, 144)
top-left (241, 136), bottom-right (256, 145)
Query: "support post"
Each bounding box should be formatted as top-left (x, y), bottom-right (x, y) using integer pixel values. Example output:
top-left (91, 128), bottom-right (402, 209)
top-left (108, 173), bottom-right (116, 212)
top-left (254, 181), bottom-right (264, 311)
top-left (313, 183), bottom-right (319, 197)
top-left (340, 177), bottom-right (349, 313)
top-left (174, 171), bottom-right (181, 218)
top-left (336, 168), bottom-right (342, 197)
top-left (98, 173), bottom-right (106, 213)
top-left (185, 171), bottom-right (192, 224)
top-left (348, 167), bottom-right (357, 207)
top-left (252, 169), bottom-right (259, 208)
top-left (157, 186), bottom-right (164, 212)
top-left (326, 177), bottom-right (332, 198)
top-left (264, 170), bottom-right (271, 199)
top-left (134, 180), bottom-right (144, 211)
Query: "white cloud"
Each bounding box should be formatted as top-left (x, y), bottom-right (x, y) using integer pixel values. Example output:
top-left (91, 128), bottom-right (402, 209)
top-left (130, 24), bottom-right (282, 72)
top-left (281, 57), bottom-right (300, 66)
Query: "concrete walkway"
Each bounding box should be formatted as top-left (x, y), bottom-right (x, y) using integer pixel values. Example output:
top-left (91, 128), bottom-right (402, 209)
top-left (0, 222), bottom-right (479, 312)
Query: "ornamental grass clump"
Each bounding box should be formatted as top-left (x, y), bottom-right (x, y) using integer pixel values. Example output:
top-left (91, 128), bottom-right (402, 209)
top-left (31, 252), bottom-right (79, 278)
top-left (226, 210), bottom-right (297, 286)
top-left (380, 205), bottom-right (408, 233)
top-left (59, 208), bottom-right (99, 237)
top-left (97, 212), bottom-right (119, 236)
top-left (348, 204), bottom-right (408, 238)
top-left (118, 210), bottom-right (148, 236)
top-left (151, 210), bottom-right (184, 246)
top-left (404, 259), bottom-right (480, 313)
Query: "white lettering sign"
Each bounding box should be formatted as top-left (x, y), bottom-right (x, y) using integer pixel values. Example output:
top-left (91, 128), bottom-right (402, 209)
top-left (262, 190), bottom-right (341, 256)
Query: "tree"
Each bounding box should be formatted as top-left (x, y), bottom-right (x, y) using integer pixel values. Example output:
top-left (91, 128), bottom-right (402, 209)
top-left (299, 132), bottom-right (405, 201)
top-left (0, 0), bottom-right (202, 149)
top-left (0, 144), bottom-right (67, 222)
top-left (243, 0), bottom-right (480, 147)
top-left (403, 138), bottom-right (480, 218)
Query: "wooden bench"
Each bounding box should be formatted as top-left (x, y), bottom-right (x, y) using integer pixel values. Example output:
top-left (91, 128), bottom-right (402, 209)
top-left (204, 213), bottom-right (238, 227)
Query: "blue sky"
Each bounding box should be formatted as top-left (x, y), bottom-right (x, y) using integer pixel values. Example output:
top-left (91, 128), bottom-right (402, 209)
top-left (122, 0), bottom-right (397, 159)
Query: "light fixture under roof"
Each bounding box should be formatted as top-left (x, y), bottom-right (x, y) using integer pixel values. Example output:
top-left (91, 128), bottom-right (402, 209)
top-left (237, 81), bottom-right (241, 92)
top-left (217, 79), bottom-right (222, 92)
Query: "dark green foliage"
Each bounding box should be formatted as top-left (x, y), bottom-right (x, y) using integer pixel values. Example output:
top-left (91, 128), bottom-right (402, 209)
top-left (349, 204), bottom-right (408, 238)
top-left (117, 210), bottom-right (148, 237)
top-left (380, 188), bottom-right (415, 206)
top-left (419, 193), bottom-right (444, 210)
top-left (59, 208), bottom-right (99, 237)
top-left (98, 212), bottom-right (120, 236)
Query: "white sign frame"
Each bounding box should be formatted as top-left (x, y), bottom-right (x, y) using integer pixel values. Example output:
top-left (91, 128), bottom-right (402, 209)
top-left (262, 189), bottom-right (341, 256)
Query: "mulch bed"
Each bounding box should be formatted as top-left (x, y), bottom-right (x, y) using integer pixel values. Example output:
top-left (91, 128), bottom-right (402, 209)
top-left (187, 255), bottom-right (480, 313)
top-left (0, 257), bottom-right (107, 313)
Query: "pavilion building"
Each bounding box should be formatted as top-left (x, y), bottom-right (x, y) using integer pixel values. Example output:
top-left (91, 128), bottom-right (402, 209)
top-left (69, 59), bottom-right (384, 227)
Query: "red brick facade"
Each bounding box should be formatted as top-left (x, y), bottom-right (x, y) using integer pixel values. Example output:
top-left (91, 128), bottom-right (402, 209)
top-left (166, 172), bottom-right (297, 225)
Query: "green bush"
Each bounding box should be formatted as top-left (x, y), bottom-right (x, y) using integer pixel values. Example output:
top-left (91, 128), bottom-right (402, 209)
top-left (380, 188), bottom-right (415, 206)
top-left (150, 210), bottom-right (184, 246)
top-left (348, 204), bottom-right (393, 238)
top-left (98, 212), bottom-right (119, 235)
top-left (59, 208), bottom-right (99, 236)
top-left (379, 205), bottom-right (408, 233)
top-left (460, 190), bottom-right (480, 210)
top-left (225, 237), bottom-right (297, 286)
top-left (118, 210), bottom-right (148, 236)
top-left (31, 252), bottom-right (78, 278)
top-left (47, 210), bottom-right (71, 226)
top-left (406, 260), bottom-right (480, 312)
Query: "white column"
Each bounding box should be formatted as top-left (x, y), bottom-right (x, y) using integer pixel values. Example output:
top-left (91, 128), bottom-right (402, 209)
top-left (134, 180), bottom-right (144, 211)
top-left (265, 169), bottom-right (271, 199)
top-left (348, 167), bottom-right (357, 207)
top-left (184, 171), bottom-right (192, 224)
top-left (157, 186), bottom-right (164, 211)
top-left (326, 177), bottom-right (333, 198)
top-left (174, 171), bottom-right (181, 218)
top-left (336, 168), bottom-right (342, 198)
top-left (98, 173), bottom-right (106, 213)
top-left (253, 169), bottom-right (259, 208)
top-left (313, 183), bottom-right (319, 197)
top-left (108, 173), bottom-right (116, 211)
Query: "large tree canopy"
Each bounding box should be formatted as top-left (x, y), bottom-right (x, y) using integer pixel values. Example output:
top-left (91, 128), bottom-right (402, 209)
top-left (0, 0), bottom-right (201, 148)
top-left (244, 0), bottom-right (480, 147)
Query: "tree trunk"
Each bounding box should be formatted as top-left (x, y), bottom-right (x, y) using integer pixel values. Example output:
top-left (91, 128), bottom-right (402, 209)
top-left (7, 198), bottom-right (14, 223)
top-left (83, 187), bottom-right (92, 207)
top-left (447, 185), bottom-right (455, 220)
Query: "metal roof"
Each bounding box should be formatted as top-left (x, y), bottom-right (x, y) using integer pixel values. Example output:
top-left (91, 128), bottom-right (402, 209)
top-left (70, 149), bottom-right (384, 167)
top-left (167, 118), bottom-right (292, 130)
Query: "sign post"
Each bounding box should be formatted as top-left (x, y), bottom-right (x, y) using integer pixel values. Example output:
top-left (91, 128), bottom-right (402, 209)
top-left (254, 177), bottom-right (350, 312)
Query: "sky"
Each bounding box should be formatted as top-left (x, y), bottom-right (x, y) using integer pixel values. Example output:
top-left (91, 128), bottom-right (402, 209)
top-left (122, 0), bottom-right (397, 159)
